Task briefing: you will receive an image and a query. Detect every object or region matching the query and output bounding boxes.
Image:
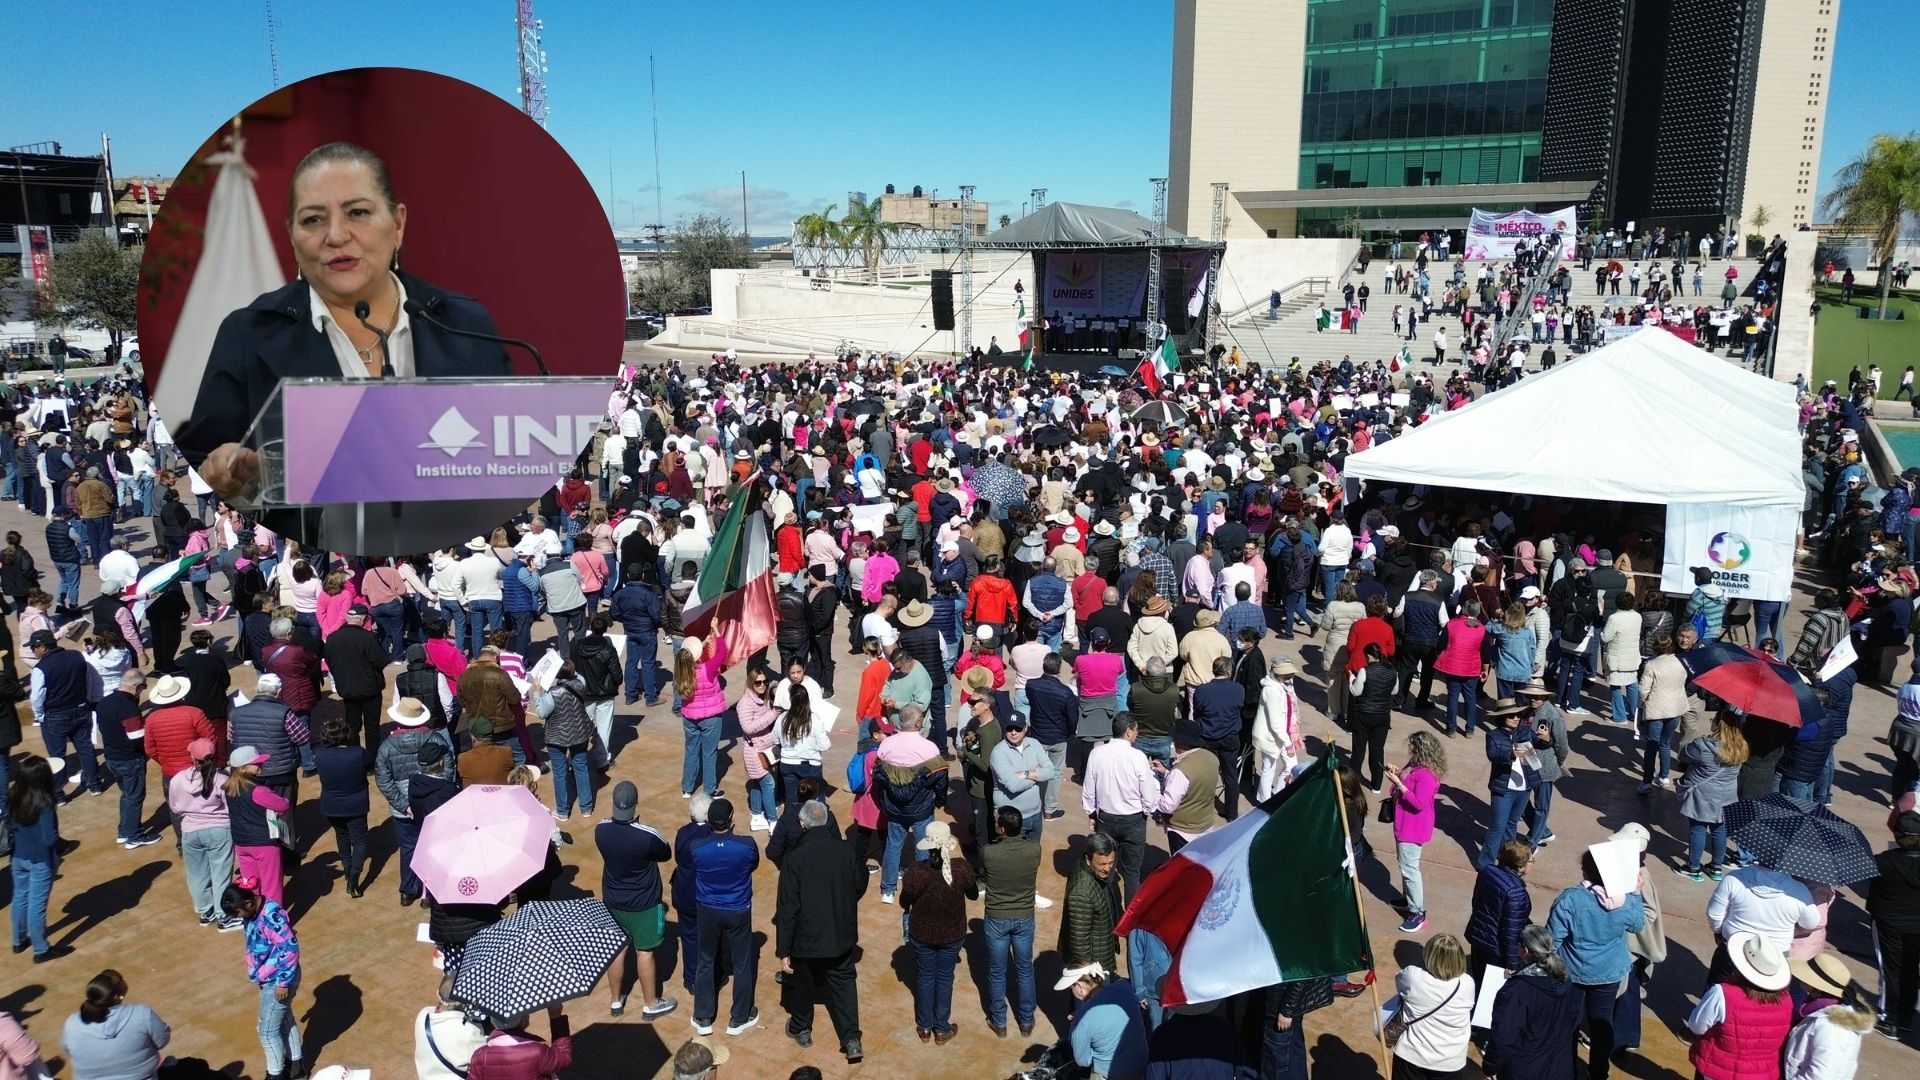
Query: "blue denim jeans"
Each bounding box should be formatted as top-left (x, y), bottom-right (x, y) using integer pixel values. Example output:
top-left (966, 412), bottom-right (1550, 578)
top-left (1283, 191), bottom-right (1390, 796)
top-left (373, 600), bottom-right (407, 662)
top-left (45, 705), bottom-right (100, 791)
top-left (1752, 600), bottom-right (1784, 647)
top-left (53, 559), bottom-right (81, 610)
top-left (548, 743), bottom-right (594, 816)
top-left (1444, 675), bottom-right (1480, 734)
top-left (465, 599), bottom-right (504, 656)
top-left (1262, 1009), bottom-right (1309, 1080)
top-left (1524, 780), bottom-right (1556, 846)
top-left (10, 857), bottom-right (53, 953)
top-left (681, 716), bottom-right (721, 796)
top-left (393, 813), bottom-right (422, 900)
top-left (882, 818), bottom-right (931, 896)
top-left (256, 975), bottom-right (303, 1076)
top-left (1134, 734), bottom-right (1173, 767)
top-left (1283, 589), bottom-right (1311, 631)
top-left (1688, 819), bottom-right (1728, 870)
top-left (1813, 748), bottom-right (1837, 806)
top-left (1555, 649), bottom-right (1590, 709)
top-left (624, 631), bottom-right (662, 702)
top-left (1320, 565), bottom-right (1346, 606)
top-left (1481, 786), bottom-right (1530, 867)
top-left (779, 762), bottom-right (823, 810)
top-left (1642, 716), bottom-right (1681, 782)
top-left (106, 756), bottom-right (147, 839)
top-left (982, 914), bottom-right (1036, 1029)
top-left (437, 600), bottom-right (467, 657)
top-left (912, 938), bottom-right (963, 1033)
top-left (506, 609), bottom-right (537, 657)
top-left (745, 772), bottom-right (777, 821)
top-left (1610, 683), bottom-right (1641, 726)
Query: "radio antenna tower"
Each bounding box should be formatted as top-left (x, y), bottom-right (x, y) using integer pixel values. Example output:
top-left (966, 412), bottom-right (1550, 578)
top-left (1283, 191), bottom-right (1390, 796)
top-left (516, 0), bottom-right (550, 128)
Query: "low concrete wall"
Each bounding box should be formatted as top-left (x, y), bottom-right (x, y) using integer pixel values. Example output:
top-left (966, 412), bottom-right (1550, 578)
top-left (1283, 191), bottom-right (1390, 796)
top-left (1214, 238), bottom-right (1354, 317)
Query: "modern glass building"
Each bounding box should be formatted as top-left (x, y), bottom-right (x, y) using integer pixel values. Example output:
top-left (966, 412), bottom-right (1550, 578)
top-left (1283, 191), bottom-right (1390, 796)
top-left (1295, 0), bottom-right (1554, 234)
top-left (1169, 0), bottom-right (1837, 242)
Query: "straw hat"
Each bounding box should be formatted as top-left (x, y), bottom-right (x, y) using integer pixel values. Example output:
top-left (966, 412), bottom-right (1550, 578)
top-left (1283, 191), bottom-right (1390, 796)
top-left (464, 536), bottom-right (489, 552)
top-left (1516, 679), bottom-right (1553, 698)
top-left (960, 666), bottom-right (995, 694)
top-left (1143, 595), bottom-right (1171, 616)
top-left (388, 696), bottom-right (432, 727)
top-left (1788, 951), bottom-right (1852, 999)
top-left (1141, 432), bottom-right (1160, 447)
top-left (147, 674), bottom-right (191, 706)
top-left (1485, 697), bottom-right (1526, 717)
top-left (898, 600), bottom-right (932, 627)
top-left (1195, 609), bottom-right (1220, 629)
top-left (1728, 931), bottom-right (1790, 991)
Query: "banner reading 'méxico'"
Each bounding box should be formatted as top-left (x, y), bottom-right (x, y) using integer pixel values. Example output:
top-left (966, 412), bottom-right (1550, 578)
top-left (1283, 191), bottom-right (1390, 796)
top-left (1464, 205), bottom-right (1579, 261)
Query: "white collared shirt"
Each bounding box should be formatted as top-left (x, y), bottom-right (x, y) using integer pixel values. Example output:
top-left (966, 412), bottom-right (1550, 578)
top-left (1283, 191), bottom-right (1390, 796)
top-left (310, 271), bottom-right (415, 379)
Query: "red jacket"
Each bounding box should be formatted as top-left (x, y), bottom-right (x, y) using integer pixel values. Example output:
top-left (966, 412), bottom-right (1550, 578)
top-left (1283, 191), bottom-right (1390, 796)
top-left (965, 575), bottom-right (1018, 626)
top-left (1345, 615), bottom-right (1398, 673)
top-left (776, 523), bottom-right (804, 574)
top-left (1690, 983), bottom-right (1791, 1080)
top-left (1071, 572), bottom-right (1105, 623)
top-left (144, 704), bottom-right (216, 779)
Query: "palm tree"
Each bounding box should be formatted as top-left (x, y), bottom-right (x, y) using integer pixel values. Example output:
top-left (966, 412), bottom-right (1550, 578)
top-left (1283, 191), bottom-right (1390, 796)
top-left (838, 199), bottom-right (903, 272)
top-left (793, 203), bottom-right (840, 251)
top-left (998, 213), bottom-right (1011, 229)
top-left (1820, 133), bottom-right (1920, 318)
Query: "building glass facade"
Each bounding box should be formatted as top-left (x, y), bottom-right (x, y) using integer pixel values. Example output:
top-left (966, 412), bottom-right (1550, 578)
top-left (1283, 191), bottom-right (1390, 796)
top-left (1298, 0), bottom-right (1556, 225)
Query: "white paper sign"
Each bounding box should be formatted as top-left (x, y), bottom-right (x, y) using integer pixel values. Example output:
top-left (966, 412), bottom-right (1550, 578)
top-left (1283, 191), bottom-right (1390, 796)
top-left (848, 500), bottom-right (896, 539)
top-left (1268, 397), bottom-right (1286, 416)
top-left (1818, 635), bottom-right (1858, 683)
top-left (1588, 839), bottom-right (1641, 899)
top-left (1357, 393), bottom-right (1380, 407)
top-left (1331, 394), bottom-right (1355, 411)
top-left (528, 649), bottom-right (564, 690)
top-left (1471, 966), bottom-right (1506, 1028)
top-left (1390, 392), bottom-right (1411, 407)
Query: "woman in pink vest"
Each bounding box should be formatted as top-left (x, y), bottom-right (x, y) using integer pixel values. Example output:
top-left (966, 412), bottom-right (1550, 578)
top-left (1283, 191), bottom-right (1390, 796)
top-left (1687, 930), bottom-right (1794, 1080)
top-left (1435, 598), bottom-right (1489, 736)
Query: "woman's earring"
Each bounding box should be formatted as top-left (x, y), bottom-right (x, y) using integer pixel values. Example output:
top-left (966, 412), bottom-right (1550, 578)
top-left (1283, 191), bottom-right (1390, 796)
top-left (392, 249), bottom-right (401, 272)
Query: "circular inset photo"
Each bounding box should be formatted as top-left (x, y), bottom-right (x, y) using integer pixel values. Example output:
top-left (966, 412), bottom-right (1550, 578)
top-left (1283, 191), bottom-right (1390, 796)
top-left (138, 67), bottom-right (620, 556)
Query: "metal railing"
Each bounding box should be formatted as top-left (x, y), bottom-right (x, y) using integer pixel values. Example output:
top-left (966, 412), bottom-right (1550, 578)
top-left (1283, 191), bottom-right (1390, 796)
top-left (1494, 248), bottom-right (1561, 350)
top-left (1223, 276), bottom-right (1334, 326)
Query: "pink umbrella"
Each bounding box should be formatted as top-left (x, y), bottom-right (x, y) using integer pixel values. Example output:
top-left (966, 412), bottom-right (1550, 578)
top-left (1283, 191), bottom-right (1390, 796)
top-left (414, 784), bottom-right (552, 906)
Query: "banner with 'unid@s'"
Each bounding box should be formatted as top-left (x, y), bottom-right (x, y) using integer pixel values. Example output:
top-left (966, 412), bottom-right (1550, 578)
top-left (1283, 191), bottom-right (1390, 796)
top-left (1660, 502), bottom-right (1798, 603)
top-left (1463, 206), bottom-right (1580, 261)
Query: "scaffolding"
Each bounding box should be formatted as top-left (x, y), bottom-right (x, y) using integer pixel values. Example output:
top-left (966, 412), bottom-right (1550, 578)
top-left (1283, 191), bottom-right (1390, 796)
top-left (516, 0), bottom-right (550, 128)
top-left (1205, 182), bottom-right (1227, 354)
top-left (1145, 177), bottom-right (1168, 345)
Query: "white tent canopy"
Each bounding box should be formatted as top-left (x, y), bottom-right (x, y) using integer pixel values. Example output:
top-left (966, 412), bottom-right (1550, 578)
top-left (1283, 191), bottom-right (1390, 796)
top-left (1344, 328), bottom-right (1804, 509)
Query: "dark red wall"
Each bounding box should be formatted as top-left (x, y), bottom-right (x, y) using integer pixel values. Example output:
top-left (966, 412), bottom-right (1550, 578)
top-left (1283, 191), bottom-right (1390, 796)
top-left (137, 67), bottom-right (622, 386)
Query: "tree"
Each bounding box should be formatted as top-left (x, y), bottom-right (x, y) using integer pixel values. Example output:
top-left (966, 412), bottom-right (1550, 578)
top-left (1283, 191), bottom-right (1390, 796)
top-left (998, 213), bottom-right (1011, 229)
top-left (1820, 133), bottom-right (1920, 318)
top-left (794, 203), bottom-right (841, 251)
top-left (41, 232), bottom-right (140, 345)
top-left (1750, 204), bottom-right (1772, 231)
top-left (838, 198), bottom-right (903, 271)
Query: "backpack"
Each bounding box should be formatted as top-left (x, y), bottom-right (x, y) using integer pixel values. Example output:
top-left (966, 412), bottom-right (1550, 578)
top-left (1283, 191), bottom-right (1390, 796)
top-left (845, 748), bottom-right (871, 796)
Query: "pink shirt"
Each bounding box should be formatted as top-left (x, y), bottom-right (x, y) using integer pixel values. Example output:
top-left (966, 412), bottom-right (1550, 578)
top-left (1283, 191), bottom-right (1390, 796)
top-left (1391, 764), bottom-right (1441, 846)
top-left (1073, 652), bottom-right (1124, 698)
top-left (1081, 738), bottom-right (1158, 817)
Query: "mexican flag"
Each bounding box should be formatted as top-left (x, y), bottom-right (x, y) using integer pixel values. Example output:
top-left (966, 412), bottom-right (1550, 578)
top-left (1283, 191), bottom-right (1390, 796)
top-left (1116, 754), bottom-right (1372, 1006)
top-left (125, 550), bottom-right (210, 600)
top-left (681, 472), bottom-right (777, 672)
top-left (1135, 333), bottom-right (1176, 394)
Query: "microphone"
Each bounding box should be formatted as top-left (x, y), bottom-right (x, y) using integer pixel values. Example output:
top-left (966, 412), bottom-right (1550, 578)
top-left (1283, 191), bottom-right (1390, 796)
top-left (404, 299), bottom-right (550, 377)
top-left (353, 299), bottom-right (395, 379)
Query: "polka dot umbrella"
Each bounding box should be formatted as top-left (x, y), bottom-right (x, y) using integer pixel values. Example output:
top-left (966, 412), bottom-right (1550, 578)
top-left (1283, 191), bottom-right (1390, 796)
top-left (452, 899), bottom-right (627, 1020)
top-left (413, 783), bottom-right (551, 906)
top-left (1724, 793), bottom-right (1880, 887)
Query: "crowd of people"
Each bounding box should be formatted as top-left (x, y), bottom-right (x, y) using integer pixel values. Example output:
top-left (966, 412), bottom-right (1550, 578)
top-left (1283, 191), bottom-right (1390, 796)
top-left (0, 309), bottom-right (1914, 1080)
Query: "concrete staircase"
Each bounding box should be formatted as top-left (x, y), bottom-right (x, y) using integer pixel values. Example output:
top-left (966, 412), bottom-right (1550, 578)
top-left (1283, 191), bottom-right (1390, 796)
top-left (1220, 257), bottom-right (1765, 372)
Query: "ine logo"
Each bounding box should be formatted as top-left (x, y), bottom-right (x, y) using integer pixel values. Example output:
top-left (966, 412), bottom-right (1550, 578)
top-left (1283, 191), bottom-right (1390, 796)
top-left (419, 408), bottom-right (487, 458)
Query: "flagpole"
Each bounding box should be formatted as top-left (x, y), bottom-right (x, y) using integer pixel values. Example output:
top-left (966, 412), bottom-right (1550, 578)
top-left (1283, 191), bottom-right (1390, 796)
top-left (1328, 756), bottom-right (1392, 1075)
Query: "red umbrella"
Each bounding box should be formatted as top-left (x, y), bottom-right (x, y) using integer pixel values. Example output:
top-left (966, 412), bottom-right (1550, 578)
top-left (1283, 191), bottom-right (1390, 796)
top-left (1677, 642), bottom-right (1819, 728)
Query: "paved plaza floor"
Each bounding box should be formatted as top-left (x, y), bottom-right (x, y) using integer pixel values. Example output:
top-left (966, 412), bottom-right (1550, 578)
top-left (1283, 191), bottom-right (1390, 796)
top-left (2, 496), bottom-right (1916, 1078)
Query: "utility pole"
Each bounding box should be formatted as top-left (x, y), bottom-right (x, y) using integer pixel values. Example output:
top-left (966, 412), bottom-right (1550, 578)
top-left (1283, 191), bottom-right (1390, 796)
top-left (649, 54), bottom-right (665, 233)
top-left (740, 170), bottom-right (750, 245)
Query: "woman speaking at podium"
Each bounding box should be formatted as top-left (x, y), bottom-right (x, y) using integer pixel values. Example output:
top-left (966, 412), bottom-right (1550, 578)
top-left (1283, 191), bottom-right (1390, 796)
top-left (170, 142), bottom-right (512, 550)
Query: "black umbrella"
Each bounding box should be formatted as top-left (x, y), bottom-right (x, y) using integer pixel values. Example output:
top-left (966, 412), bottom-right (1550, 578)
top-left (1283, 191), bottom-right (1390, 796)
top-left (452, 899), bottom-right (627, 1019)
top-left (1029, 425), bottom-right (1072, 448)
top-left (1724, 794), bottom-right (1880, 886)
top-left (1131, 401), bottom-right (1189, 427)
top-left (844, 398), bottom-right (886, 418)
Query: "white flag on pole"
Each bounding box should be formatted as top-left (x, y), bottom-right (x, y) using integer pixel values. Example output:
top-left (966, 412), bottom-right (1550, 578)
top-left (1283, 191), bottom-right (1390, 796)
top-left (153, 144), bottom-right (285, 444)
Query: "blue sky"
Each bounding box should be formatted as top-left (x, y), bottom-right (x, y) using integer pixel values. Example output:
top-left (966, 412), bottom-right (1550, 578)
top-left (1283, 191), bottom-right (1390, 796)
top-left (2, 0), bottom-right (1904, 231)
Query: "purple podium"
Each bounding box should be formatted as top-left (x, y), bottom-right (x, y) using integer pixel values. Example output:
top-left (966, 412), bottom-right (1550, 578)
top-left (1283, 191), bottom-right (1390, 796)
top-left (243, 376), bottom-right (616, 554)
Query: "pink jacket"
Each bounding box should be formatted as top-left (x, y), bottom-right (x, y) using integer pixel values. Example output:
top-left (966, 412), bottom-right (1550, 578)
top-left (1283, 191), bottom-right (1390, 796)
top-left (851, 748), bottom-right (882, 829)
top-left (736, 689), bottom-right (777, 781)
top-left (1434, 619), bottom-right (1486, 679)
top-left (570, 550), bottom-right (611, 596)
top-left (315, 584), bottom-right (362, 641)
top-left (681, 639), bottom-right (731, 720)
top-left (0, 1013), bottom-right (42, 1080)
top-left (1391, 765), bottom-right (1441, 846)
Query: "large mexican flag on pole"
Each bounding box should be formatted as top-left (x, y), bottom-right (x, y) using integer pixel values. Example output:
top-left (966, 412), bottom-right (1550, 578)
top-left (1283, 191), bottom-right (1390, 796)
top-left (681, 473), bottom-right (777, 672)
top-left (1116, 754), bottom-right (1372, 1005)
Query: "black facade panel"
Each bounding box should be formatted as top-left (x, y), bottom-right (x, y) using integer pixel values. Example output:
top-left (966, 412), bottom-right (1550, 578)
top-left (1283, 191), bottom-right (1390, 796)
top-left (1539, 0), bottom-right (1633, 222)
